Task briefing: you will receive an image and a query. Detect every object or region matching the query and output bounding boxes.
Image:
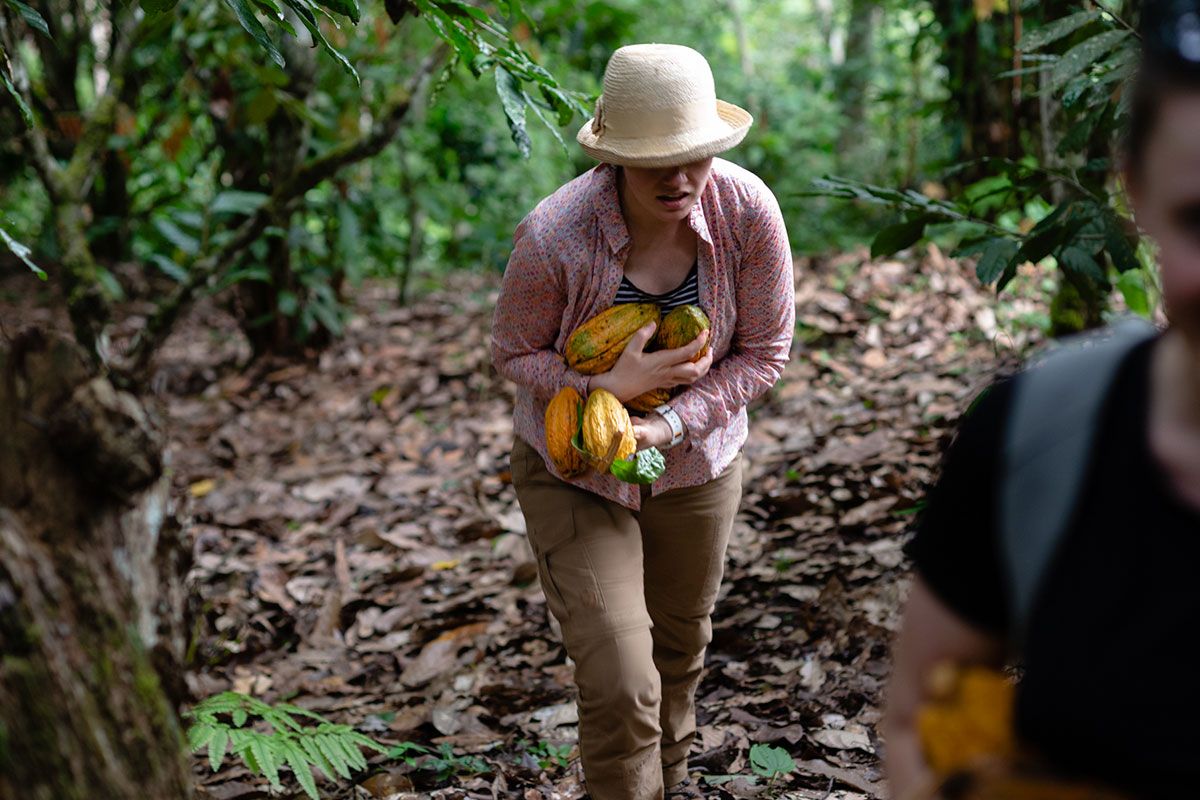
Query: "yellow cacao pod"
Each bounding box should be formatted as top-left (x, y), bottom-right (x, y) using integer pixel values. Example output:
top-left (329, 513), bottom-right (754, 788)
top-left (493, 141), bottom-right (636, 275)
top-left (626, 388), bottom-right (671, 414)
top-left (565, 303), bottom-right (661, 375)
top-left (544, 387), bottom-right (588, 478)
top-left (582, 388), bottom-right (636, 465)
top-left (917, 664), bottom-right (1015, 778)
top-left (653, 304), bottom-right (710, 362)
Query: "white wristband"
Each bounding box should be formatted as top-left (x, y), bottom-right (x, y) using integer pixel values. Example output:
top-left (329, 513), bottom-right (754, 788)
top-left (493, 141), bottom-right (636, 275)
top-left (654, 403), bottom-right (685, 449)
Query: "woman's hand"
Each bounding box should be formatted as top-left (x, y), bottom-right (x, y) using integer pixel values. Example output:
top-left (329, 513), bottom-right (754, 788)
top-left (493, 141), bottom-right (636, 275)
top-left (631, 413), bottom-right (675, 450)
top-left (592, 323), bottom-right (713, 403)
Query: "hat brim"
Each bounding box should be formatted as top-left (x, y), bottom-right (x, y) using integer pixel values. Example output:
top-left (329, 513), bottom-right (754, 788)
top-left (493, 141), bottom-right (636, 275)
top-left (575, 99), bottom-right (753, 168)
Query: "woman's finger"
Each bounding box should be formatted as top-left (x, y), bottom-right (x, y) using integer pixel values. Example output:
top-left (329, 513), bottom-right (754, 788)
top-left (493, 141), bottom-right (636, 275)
top-left (630, 417), bottom-right (654, 449)
top-left (670, 364), bottom-right (703, 384)
top-left (684, 328), bottom-right (710, 357)
top-left (648, 328), bottom-right (710, 368)
top-left (622, 322), bottom-right (658, 357)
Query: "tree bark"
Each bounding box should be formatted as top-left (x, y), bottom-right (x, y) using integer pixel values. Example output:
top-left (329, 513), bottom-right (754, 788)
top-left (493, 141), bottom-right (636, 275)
top-left (231, 20), bottom-right (318, 358)
top-left (0, 325), bottom-right (194, 800)
top-left (835, 0), bottom-right (878, 156)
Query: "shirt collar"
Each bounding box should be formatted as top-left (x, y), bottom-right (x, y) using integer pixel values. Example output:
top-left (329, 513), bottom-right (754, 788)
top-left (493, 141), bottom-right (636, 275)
top-left (592, 163), bottom-right (714, 254)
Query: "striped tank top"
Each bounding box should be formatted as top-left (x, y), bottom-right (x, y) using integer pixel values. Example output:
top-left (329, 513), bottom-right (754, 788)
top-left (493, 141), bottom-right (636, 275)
top-left (614, 260), bottom-right (700, 312)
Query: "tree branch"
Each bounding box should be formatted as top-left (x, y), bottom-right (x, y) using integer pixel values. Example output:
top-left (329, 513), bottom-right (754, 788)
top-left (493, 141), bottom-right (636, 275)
top-left (0, 5), bottom-right (65, 200)
top-left (61, 8), bottom-right (149, 195)
top-left (115, 44), bottom-right (451, 385)
top-left (284, 43), bottom-right (450, 198)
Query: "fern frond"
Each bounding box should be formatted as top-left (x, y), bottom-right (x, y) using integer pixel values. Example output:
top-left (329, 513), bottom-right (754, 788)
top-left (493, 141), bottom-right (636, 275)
top-left (299, 734), bottom-right (339, 781)
top-left (208, 727), bottom-right (229, 772)
top-left (314, 734), bottom-right (348, 779)
top-left (282, 740), bottom-right (320, 800)
top-left (188, 723), bottom-right (216, 751)
top-left (250, 735), bottom-right (282, 790)
top-left (185, 690), bottom-right (386, 797)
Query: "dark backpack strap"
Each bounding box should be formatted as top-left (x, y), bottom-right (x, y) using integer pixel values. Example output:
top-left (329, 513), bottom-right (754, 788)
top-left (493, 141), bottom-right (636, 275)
top-left (1001, 317), bottom-right (1157, 648)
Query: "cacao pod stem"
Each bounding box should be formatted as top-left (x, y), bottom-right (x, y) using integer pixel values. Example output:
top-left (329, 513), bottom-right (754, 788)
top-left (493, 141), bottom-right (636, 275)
top-left (593, 426), bottom-right (627, 473)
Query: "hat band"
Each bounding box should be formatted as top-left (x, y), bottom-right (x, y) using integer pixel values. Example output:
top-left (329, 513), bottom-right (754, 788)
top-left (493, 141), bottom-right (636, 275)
top-left (597, 96), bottom-right (722, 141)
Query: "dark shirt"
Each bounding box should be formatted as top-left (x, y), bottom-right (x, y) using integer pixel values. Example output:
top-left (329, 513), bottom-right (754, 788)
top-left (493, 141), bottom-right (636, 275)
top-left (614, 260), bottom-right (700, 312)
top-left (907, 335), bottom-right (1200, 796)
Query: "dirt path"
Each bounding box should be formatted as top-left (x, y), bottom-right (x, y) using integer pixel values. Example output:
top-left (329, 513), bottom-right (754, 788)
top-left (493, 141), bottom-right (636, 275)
top-left (144, 247), bottom-right (1041, 798)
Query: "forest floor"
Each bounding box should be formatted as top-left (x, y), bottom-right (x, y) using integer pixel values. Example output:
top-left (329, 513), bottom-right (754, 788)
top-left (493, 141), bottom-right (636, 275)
top-left (2, 246), bottom-right (1047, 800)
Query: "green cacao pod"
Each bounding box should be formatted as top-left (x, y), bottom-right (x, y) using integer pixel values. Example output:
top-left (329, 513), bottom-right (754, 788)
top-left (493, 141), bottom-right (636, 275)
top-left (565, 303), bottom-right (661, 375)
top-left (654, 304), bottom-right (710, 362)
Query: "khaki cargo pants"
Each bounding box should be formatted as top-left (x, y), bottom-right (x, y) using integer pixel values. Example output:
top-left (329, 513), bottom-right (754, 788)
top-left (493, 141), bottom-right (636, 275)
top-left (510, 436), bottom-right (743, 800)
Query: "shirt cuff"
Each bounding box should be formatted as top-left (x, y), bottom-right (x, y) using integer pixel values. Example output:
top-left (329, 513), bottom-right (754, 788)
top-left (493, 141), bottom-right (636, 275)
top-left (669, 392), bottom-right (704, 439)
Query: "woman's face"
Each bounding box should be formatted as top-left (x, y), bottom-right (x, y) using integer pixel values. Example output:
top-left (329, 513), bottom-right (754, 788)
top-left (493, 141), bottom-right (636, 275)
top-left (619, 158), bottom-right (714, 225)
top-left (1131, 92), bottom-right (1200, 343)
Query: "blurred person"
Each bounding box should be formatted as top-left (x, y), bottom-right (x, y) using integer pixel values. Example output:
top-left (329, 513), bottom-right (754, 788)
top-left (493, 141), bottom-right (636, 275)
top-left (490, 43), bottom-right (794, 800)
top-left (885, 2), bottom-right (1200, 797)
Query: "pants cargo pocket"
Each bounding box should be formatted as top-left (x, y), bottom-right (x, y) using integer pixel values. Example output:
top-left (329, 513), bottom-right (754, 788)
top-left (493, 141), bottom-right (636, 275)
top-left (511, 436), bottom-right (579, 625)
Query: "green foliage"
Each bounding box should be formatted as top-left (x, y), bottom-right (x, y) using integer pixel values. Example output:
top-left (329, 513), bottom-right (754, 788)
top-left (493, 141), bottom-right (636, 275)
top-left (4, 0), bottom-right (47, 35)
top-left (413, 0), bottom-right (590, 152)
top-left (699, 742), bottom-right (796, 790)
top-left (749, 743), bottom-right (795, 780)
top-left (516, 738), bottom-right (573, 771)
top-left (183, 691), bottom-right (388, 800)
top-left (813, 3), bottom-right (1153, 329)
top-left (609, 446), bottom-right (666, 485)
top-left (384, 740), bottom-right (490, 781)
top-left (0, 217), bottom-right (45, 280)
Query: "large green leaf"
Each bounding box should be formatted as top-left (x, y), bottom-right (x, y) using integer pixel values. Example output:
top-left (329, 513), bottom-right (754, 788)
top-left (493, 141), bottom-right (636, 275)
top-left (749, 743), bottom-right (795, 779)
top-left (996, 208), bottom-right (1083, 291)
top-left (149, 254), bottom-right (188, 282)
top-left (870, 216), bottom-right (930, 259)
top-left (1, 221), bottom-right (47, 279)
top-left (1022, 10), bottom-right (1100, 52)
top-left (609, 447), bottom-right (666, 485)
top-left (222, 0), bottom-right (285, 68)
top-left (1117, 269), bottom-right (1151, 317)
top-left (211, 190), bottom-right (270, 216)
top-left (1103, 212), bottom-right (1141, 273)
top-left (282, 0), bottom-right (359, 83)
top-left (959, 237), bottom-right (1020, 285)
top-left (6, 0), bottom-right (49, 35)
top-left (495, 66), bottom-right (532, 158)
top-left (1049, 29), bottom-right (1129, 93)
top-left (153, 216), bottom-right (200, 255)
top-left (0, 68), bottom-right (33, 128)
top-left (315, 0), bottom-right (359, 23)
top-left (1057, 245), bottom-right (1105, 283)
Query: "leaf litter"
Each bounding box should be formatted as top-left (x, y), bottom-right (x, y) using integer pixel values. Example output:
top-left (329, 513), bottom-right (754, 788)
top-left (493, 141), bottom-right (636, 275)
top-left (151, 245), bottom-right (1049, 798)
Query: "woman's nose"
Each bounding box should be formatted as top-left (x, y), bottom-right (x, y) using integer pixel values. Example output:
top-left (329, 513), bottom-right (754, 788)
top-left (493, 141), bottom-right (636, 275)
top-left (661, 168), bottom-right (688, 188)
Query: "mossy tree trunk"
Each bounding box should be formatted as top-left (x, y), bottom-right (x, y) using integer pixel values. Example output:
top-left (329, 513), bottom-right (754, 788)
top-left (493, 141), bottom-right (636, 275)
top-left (0, 326), bottom-right (194, 800)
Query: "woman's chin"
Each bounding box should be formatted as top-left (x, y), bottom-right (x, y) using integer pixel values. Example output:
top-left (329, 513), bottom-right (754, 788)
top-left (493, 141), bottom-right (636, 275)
top-left (651, 199), bottom-right (694, 221)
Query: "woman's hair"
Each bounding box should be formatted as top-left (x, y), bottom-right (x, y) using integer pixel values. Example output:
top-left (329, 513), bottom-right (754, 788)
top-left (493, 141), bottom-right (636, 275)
top-left (1124, 0), bottom-right (1200, 176)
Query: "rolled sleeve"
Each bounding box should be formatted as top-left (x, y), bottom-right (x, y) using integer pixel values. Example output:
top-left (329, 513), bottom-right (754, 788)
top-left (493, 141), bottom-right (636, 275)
top-left (671, 191), bottom-right (794, 438)
top-left (490, 213), bottom-right (590, 403)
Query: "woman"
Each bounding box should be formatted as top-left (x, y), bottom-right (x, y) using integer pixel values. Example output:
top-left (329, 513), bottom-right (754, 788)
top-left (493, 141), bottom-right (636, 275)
top-left (885, 4), bottom-right (1200, 797)
top-left (490, 44), bottom-right (794, 800)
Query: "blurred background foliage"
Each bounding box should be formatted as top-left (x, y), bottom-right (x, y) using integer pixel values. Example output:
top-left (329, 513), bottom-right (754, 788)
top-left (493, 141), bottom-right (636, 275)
top-left (0, 0), bottom-right (1148, 363)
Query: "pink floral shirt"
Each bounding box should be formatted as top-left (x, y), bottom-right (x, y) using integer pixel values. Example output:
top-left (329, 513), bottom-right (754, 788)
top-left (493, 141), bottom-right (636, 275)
top-left (490, 158), bottom-right (795, 510)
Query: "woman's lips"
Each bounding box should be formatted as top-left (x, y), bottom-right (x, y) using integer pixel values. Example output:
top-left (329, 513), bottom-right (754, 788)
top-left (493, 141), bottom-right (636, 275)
top-left (656, 191), bottom-right (689, 210)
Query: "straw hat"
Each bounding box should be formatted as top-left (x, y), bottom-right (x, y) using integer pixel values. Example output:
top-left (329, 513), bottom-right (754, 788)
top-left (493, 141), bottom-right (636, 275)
top-left (576, 43), bottom-right (753, 168)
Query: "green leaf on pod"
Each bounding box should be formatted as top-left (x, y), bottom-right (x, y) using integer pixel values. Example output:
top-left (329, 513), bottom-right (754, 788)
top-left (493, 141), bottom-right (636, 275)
top-left (609, 447), bottom-right (666, 485)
